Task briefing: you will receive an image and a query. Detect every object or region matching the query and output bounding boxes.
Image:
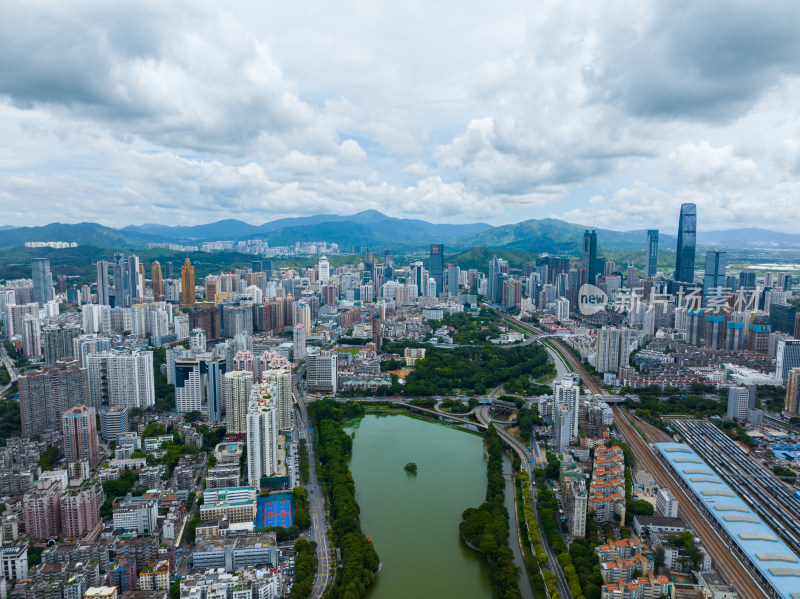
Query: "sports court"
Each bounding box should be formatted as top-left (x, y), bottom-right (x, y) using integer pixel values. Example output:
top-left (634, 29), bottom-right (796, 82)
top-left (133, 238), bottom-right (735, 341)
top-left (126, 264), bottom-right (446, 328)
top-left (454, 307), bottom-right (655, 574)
top-left (255, 493), bottom-right (294, 529)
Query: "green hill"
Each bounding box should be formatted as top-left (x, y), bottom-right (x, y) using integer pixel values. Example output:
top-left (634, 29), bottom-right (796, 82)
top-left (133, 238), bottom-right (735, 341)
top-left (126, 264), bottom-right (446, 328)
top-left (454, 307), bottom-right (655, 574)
top-left (446, 247), bottom-right (537, 271)
top-left (452, 218), bottom-right (677, 255)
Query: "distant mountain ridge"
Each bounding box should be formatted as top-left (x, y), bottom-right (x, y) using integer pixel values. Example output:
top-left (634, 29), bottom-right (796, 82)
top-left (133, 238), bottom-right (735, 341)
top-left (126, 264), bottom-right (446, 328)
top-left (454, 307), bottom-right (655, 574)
top-left (450, 218), bottom-right (678, 254)
top-left (1, 212), bottom-right (797, 252)
top-left (0, 211), bottom-right (492, 250)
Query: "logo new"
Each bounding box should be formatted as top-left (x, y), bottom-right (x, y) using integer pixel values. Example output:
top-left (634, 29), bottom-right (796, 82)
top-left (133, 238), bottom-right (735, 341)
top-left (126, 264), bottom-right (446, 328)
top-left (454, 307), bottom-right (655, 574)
top-left (578, 284), bottom-right (607, 316)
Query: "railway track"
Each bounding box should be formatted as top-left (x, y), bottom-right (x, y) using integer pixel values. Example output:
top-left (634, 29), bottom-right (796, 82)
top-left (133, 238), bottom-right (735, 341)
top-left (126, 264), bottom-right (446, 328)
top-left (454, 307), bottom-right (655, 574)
top-left (612, 407), bottom-right (770, 599)
top-left (671, 419), bottom-right (800, 556)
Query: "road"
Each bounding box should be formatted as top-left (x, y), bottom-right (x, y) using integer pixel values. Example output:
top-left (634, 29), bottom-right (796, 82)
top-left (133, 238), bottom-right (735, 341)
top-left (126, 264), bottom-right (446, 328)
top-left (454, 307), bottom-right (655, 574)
top-left (292, 374), bottom-right (333, 599)
top-left (476, 405), bottom-right (573, 599)
top-left (0, 343), bottom-right (18, 397)
top-left (612, 407), bottom-right (771, 599)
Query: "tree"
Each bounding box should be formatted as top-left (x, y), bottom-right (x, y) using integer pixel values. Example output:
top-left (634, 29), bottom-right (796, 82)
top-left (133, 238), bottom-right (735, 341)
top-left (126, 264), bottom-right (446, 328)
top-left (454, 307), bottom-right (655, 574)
top-left (142, 422), bottom-right (166, 438)
top-left (654, 545), bottom-right (665, 572)
top-left (404, 462), bottom-right (418, 474)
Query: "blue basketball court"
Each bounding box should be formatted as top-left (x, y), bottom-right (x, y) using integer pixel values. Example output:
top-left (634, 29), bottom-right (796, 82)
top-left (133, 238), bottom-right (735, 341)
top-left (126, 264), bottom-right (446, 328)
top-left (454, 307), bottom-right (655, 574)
top-left (256, 494), bottom-right (294, 529)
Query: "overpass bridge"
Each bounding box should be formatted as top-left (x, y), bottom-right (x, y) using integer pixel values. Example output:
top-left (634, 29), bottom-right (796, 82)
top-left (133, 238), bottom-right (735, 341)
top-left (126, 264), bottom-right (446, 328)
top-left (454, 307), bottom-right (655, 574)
top-left (396, 402), bottom-right (487, 429)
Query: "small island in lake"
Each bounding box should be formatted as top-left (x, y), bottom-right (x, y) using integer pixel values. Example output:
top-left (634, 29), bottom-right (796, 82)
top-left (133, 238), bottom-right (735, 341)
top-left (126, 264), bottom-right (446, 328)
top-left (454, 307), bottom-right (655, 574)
top-left (404, 462), bottom-right (418, 474)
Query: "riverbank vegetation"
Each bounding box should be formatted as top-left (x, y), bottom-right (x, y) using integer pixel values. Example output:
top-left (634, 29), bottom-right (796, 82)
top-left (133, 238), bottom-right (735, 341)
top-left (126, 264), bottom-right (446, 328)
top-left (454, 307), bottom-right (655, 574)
top-left (459, 425), bottom-right (523, 599)
top-left (307, 399), bottom-right (379, 599)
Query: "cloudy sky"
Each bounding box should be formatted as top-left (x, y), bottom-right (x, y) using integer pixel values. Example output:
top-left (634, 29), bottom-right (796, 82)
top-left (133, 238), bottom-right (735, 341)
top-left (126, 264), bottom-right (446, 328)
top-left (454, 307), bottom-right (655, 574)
top-left (2, 0), bottom-right (800, 232)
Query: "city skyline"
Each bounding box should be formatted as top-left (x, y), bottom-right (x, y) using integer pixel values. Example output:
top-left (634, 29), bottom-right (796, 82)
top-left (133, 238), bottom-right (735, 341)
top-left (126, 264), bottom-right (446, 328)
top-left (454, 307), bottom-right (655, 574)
top-left (2, 2), bottom-right (800, 232)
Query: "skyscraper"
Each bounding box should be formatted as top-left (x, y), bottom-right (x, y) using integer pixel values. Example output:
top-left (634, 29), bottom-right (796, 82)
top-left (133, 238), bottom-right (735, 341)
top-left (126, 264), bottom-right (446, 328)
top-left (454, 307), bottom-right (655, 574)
top-left (247, 386), bottom-right (279, 486)
top-left (776, 339), bottom-right (800, 385)
top-left (429, 244), bottom-right (444, 297)
top-left (265, 368), bottom-right (292, 432)
top-left (293, 324), bottom-right (307, 361)
top-left (224, 370), bottom-right (254, 435)
top-left (127, 255), bottom-right (143, 303)
top-left (786, 368), bottom-right (800, 416)
top-left (96, 260), bottom-right (111, 306)
top-left (554, 377), bottom-right (580, 439)
top-left (42, 324), bottom-right (80, 366)
top-left (318, 256), bottom-right (330, 283)
top-left (19, 359), bottom-right (89, 437)
top-left (113, 253), bottom-right (130, 307)
top-left (62, 404), bottom-right (99, 466)
top-left (151, 261), bottom-right (163, 299)
top-left (582, 230), bottom-right (598, 285)
top-left (87, 351), bottom-right (155, 409)
top-left (181, 256), bottom-right (196, 306)
top-left (674, 203), bottom-right (697, 283)
top-left (703, 251), bottom-right (727, 300)
top-left (31, 258), bottom-right (54, 306)
top-left (645, 230), bottom-right (659, 278)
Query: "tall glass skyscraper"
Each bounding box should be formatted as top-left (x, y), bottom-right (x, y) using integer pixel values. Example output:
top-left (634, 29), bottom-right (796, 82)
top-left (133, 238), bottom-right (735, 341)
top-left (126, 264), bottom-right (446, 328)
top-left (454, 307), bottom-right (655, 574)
top-left (646, 230), bottom-right (659, 278)
top-left (429, 244), bottom-right (444, 297)
top-left (31, 257), bottom-right (54, 306)
top-left (582, 230), bottom-right (598, 285)
top-left (674, 203), bottom-right (697, 283)
top-left (703, 250), bottom-right (727, 299)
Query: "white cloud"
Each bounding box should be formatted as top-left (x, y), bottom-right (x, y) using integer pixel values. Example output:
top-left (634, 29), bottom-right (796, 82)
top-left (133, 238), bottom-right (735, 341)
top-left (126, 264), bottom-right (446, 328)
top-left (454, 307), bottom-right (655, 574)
top-left (0, 0), bottom-right (800, 232)
top-left (668, 142), bottom-right (761, 187)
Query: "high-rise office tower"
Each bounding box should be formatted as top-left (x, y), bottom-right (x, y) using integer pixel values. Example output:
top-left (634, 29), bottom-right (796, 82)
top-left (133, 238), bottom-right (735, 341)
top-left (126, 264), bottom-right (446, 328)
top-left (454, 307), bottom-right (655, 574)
top-left (786, 368), bottom-right (800, 416)
top-left (384, 249), bottom-right (393, 281)
top-left (446, 264), bottom-right (460, 297)
top-left (674, 203), bottom-right (697, 283)
top-left (165, 261), bottom-right (174, 279)
top-left (646, 230), bottom-right (659, 278)
top-left (99, 405), bottom-right (129, 442)
top-left (31, 258), bottom-right (54, 306)
top-left (224, 370), bottom-right (254, 435)
top-left (703, 251), bottom-right (727, 300)
top-left (62, 405), bottom-right (99, 465)
top-left (429, 244), bottom-right (444, 297)
top-left (582, 230), bottom-right (598, 285)
top-left (739, 270), bottom-right (757, 289)
top-left (174, 355), bottom-right (225, 421)
top-left (776, 339), bottom-right (800, 385)
top-left (181, 256), bottom-right (196, 306)
top-left (96, 260), bottom-right (111, 306)
top-left (293, 324), bottom-right (307, 361)
top-left (306, 353), bottom-right (338, 393)
top-left (113, 253), bottom-right (129, 307)
top-left (126, 255), bottom-right (142, 303)
top-left (151, 261), bottom-right (163, 299)
top-left (318, 255), bottom-right (330, 283)
top-left (727, 387), bottom-right (753, 421)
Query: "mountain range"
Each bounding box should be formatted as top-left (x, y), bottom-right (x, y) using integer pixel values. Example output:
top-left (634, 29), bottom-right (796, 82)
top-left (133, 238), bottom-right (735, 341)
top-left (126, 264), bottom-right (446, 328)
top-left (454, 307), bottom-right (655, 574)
top-left (1, 211), bottom-right (799, 254)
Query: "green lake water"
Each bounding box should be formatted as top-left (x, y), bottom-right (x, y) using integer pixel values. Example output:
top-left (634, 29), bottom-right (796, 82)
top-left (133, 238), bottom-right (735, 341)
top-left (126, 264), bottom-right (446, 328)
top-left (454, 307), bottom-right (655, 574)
top-left (344, 414), bottom-right (493, 598)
